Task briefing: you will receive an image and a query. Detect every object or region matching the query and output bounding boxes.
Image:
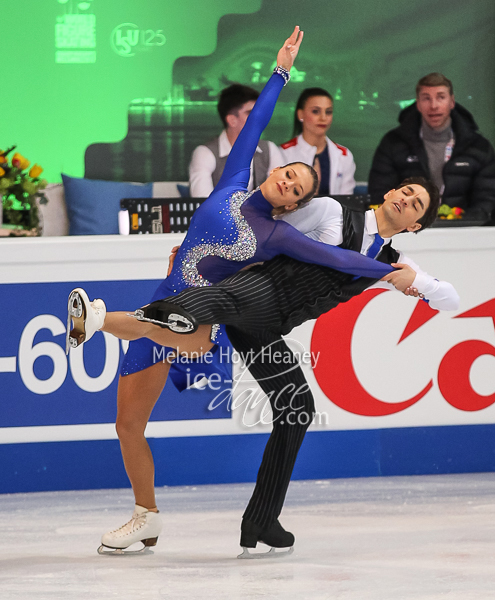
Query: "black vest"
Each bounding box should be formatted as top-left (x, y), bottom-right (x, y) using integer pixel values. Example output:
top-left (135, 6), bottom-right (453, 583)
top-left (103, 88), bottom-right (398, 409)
top-left (259, 203), bottom-right (400, 335)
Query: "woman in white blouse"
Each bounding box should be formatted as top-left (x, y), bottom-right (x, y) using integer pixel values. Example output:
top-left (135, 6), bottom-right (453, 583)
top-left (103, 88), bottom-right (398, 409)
top-left (280, 87), bottom-right (356, 195)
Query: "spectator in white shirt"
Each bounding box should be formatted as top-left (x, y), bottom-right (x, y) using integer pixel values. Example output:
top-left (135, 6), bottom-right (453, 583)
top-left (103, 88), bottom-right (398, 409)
top-left (189, 84), bottom-right (283, 197)
top-left (280, 87), bottom-right (356, 195)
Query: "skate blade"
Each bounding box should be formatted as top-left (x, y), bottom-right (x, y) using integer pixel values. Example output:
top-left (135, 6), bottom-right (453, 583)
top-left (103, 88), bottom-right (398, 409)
top-left (97, 544), bottom-right (154, 556)
top-left (237, 546), bottom-right (294, 560)
top-left (128, 311), bottom-right (195, 333)
top-left (66, 291), bottom-right (86, 355)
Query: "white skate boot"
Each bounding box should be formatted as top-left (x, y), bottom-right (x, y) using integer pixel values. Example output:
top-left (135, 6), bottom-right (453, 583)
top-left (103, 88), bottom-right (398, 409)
top-left (98, 505), bottom-right (163, 555)
top-left (66, 288), bottom-right (106, 354)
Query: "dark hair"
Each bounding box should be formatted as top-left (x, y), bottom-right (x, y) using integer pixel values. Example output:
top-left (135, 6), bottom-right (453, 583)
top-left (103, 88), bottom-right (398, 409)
top-left (217, 84), bottom-right (260, 128)
top-left (293, 87), bottom-right (334, 137)
top-left (399, 177), bottom-right (440, 233)
top-left (416, 73), bottom-right (454, 97)
top-left (271, 162), bottom-right (319, 216)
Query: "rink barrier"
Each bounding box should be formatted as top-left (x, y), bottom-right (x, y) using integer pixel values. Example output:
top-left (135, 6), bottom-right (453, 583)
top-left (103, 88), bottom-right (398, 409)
top-left (0, 231), bottom-right (494, 494)
top-left (2, 424), bottom-right (495, 493)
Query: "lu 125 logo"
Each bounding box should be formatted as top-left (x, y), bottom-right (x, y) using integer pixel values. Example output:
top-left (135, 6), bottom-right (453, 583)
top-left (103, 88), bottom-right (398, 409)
top-left (111, 23), bottom-right (166, 57)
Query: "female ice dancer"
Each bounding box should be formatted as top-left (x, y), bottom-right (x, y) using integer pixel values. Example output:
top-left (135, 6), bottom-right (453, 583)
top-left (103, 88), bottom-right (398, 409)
top-left (67, 26), bottom-right (395, 555)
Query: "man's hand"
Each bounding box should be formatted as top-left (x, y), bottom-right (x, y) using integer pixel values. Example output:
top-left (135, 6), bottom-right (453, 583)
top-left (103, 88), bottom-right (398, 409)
top-left (276, 26), bottom-right (304, 71)
top-left (167, 245), bottom-right (180, 277)
top-left (381, 263), bottom-right (417, 292)
top-left (403, 286), bottom-right (422, 298)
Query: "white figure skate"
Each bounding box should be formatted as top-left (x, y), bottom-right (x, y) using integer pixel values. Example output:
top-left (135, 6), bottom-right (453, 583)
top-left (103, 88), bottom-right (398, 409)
top-left (66, 288), bottom-right (106, 354)
top-left (98, 505), bottom-right (163, 556)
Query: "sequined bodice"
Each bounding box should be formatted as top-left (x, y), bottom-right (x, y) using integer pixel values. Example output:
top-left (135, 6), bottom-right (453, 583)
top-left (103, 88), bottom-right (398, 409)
top-left (180, 189), bottom-right (258, 287)
top-left (165, 186), bottom-right (278, 292)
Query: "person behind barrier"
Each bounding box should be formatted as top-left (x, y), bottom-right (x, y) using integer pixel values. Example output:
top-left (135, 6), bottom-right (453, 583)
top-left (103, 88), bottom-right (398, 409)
top-left (280, 87), bottom-right (356, 196)
top-left (189, 83), bottom-right (283, 197)
top-left (369, 73), bottom-right (495, 222)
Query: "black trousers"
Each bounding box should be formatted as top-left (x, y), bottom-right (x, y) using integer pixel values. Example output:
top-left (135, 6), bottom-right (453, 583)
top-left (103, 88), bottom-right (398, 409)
top-left (168, 268), bottom-right (284, 333)
top-left (163, 268), bottom-right (315, 528)
top-left (165, 257), bottom-right (365, 336)
top-left (226, 327), bottom-right (315, 528)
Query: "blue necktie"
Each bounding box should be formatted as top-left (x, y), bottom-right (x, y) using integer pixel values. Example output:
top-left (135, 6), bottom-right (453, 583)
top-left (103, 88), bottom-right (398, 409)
top-left (352, 233), bottom-right (385, 280)
top-left (367, 233), bottom-right (384, 259)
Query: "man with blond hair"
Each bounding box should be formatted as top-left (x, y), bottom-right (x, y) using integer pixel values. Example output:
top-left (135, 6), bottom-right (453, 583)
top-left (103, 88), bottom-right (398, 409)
top-left (369, 73), bottom-right (495, 222)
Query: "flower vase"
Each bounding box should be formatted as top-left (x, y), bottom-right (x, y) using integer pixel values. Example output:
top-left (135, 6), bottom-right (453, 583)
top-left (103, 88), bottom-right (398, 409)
top-left (2, 193), bottom-right (41, 236)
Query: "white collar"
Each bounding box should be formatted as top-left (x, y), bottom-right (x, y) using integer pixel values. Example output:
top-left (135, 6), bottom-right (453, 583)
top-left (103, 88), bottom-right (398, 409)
top-left (219, 130), bottom-right (232, 158)
top-left (219, 129), bottom-right (263, 158)
top-left (365, 209), bottom-right (391, 243)
top-left (298, 133), bottom-right (329, 152)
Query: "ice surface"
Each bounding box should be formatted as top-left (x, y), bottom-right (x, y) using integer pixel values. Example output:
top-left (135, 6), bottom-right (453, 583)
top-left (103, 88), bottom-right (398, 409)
top-left (1, 473), bottom-right (495, 599)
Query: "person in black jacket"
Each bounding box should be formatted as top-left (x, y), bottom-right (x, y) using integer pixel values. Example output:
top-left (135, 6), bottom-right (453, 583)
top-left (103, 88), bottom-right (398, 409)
top-left (369, 73), bottom-right (495, 222)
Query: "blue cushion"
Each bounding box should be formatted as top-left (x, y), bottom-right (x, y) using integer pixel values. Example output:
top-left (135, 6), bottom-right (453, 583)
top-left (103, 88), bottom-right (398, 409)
top-left (353, 184), bottom-right (368, 195)
top-left (177, 183), bottom-right (190, 198)
top-left (62, 174), bottom-right (153, 235)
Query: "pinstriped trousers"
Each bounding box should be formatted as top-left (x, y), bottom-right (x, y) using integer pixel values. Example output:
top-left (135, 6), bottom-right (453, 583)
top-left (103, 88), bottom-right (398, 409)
top-left (226, 327), bottom-right (315, 528)
top-left (167, 269), bottom-right (285, 332)
top-left (166, 268), bottom-right (316, 528)
top-left (166, 257), bottom-right (357, 336)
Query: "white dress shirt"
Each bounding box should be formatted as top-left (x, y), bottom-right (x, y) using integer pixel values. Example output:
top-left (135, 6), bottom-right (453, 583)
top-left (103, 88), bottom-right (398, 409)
top-left (189, 130), bottom-right (283, 198)
top-left (280, 196), bottom-right (459, 311)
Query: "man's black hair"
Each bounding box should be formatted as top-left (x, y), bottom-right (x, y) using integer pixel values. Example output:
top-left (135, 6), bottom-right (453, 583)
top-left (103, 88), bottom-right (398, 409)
top-left (217, 84), bottom-right (260, 128)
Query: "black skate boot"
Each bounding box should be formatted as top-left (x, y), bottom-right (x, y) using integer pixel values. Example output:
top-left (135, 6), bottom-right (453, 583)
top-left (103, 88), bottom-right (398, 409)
top-left (131, 300), bottom-right (198, 334)
top-left (238, 519), bottom-right (295, 559)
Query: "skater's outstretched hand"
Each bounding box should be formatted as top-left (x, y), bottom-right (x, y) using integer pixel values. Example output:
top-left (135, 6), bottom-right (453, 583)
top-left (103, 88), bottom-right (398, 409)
top-left (276, 26), bottom-right (304, 71)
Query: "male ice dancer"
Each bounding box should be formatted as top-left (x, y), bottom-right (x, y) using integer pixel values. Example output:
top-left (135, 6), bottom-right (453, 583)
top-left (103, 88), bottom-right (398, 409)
top-left (134, 177), bottom-right (459, 556)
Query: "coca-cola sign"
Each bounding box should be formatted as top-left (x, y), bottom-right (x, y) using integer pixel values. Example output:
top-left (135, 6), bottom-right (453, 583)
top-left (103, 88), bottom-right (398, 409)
top-left (311, 290), bottom-right (495, 416)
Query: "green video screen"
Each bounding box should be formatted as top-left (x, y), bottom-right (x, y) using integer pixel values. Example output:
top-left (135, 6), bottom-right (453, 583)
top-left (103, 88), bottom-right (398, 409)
top-left (2, 0), bottom-right (494, 183)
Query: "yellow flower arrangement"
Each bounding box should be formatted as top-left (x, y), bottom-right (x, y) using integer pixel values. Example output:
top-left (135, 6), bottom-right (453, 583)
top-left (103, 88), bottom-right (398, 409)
top-left (1, 145), bottom-right (48, 233)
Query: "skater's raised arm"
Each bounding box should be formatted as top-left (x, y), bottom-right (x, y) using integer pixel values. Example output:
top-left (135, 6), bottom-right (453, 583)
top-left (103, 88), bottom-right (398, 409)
top-left (216, 26), bottom-right (303, 191)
